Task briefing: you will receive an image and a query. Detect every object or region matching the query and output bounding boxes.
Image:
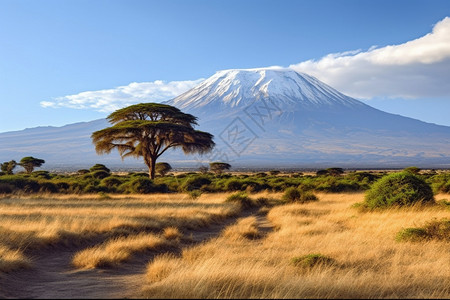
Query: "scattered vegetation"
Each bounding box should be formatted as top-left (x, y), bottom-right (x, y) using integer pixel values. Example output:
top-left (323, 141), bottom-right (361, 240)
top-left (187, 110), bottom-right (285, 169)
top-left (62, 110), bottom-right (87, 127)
top-left (2, 168), bottom-right (449, 197)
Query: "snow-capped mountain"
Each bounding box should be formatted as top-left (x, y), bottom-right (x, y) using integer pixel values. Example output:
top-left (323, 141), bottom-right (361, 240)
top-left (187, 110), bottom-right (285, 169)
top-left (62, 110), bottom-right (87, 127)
top-left (165, 68), bottom-right (450, 168)
top-left (168, 67), bottom-right (365, 112)
top-left (1, 67), bottom-right (450, 170)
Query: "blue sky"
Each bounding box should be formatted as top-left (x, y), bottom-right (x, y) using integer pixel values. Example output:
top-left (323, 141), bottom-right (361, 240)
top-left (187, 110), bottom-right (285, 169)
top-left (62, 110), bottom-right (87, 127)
top-left (1, 0), bottom-right (450, 132)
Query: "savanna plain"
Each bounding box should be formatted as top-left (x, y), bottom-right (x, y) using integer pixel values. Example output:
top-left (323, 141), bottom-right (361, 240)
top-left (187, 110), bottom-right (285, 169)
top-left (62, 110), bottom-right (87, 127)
top-left (0, 169), bottom-right (449, 299)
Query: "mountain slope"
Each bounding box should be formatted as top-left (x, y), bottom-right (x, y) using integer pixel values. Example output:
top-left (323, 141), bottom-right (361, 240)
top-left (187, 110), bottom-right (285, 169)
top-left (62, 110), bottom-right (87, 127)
top-left (1, 67), bottom-right (449, 170)
top-left (165, 68), bottom-right (450, 168)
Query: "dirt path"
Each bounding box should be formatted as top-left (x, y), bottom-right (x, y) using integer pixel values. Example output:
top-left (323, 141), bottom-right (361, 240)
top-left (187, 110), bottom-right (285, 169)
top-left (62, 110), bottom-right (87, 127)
top-left (1, 208), bottom-right (274, 299)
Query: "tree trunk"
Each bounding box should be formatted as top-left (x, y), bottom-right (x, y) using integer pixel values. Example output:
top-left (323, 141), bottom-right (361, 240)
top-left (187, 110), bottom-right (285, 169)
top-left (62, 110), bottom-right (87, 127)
top-left (148, 156), bottom-right (156, 180)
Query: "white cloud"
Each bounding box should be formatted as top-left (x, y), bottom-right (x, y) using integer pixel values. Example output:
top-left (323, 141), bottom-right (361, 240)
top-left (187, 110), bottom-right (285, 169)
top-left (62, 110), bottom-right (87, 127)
top-left (42, 17), bottom-right (450, 111)
top-left (290, 16), bottom-right (450, 99)
top-left (40, 79), bottom-right (204, 112)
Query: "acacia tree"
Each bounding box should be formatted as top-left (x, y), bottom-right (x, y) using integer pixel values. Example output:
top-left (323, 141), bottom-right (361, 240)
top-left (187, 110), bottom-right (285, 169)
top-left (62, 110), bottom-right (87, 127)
top-left (1, 160), bottom-right (17, 175)
top-left (19, 156), bottom-right (45, 174)
top-left (91, 103), bottom-right (215, 179)
top-left (209, 162), bottom-right (231, 175)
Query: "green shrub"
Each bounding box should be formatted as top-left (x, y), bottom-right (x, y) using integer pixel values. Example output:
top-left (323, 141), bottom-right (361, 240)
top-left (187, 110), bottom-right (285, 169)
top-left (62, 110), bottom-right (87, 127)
top-left (395, 228), bottom-right (429, 242)
top-left (225, 179), bottom-right (244, 191)
top-left (244, 180), bottom-right (266, 193)
top-left (38, 181), bottom-right (58, 193)
top-left (396, 218), bottom-right (449, 242)
top-left (89, 164), bottom-right (111, 173)
top-left (83, 183), bottom-right (107, 193)
top-left (0, 175), bottom-right (40, 193)
top-left (129, 172), bottom-right (149, 178)
top-left (423, 218), bottom-right (450, 240)
top-left (31, 171), bottom-right (52, 179)
top-left (180, 175), bottom-right (212, 192)
top-left (97, 191), bottom-right (112, 199)
top-left (120, 177), bottom-right (167, 194)
top-left (282, 187), bottom-right (301, 202)
top-left (91, 170), bottom-right (110, 179)
top-left (291, 254), bottom-right (335, 268)
top-left (0, 183), bottom-right (13, 193)
top-left (100, 176), bottom-right (124, 188)
top-left (429, 172), bottom-right (450, 193)
top-left (403, 166), bottom-right (421, 175)
top-left (188, 190), bottom-right (202, 200)
top-left (225, 192), bottom-right (253, 209)
top-left (365, 172), bottom-right (434, 208)
top-left (282, 187), bottom-right (318, 203)
top-left (54, 181), bottom-right (70, 192)
top-left (301, 191), bottom-right (319, 202)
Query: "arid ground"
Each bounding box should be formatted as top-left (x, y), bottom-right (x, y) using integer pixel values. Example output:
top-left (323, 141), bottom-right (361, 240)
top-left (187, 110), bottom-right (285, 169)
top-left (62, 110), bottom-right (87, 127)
top-left (0, 192), bottom-right (449, 299)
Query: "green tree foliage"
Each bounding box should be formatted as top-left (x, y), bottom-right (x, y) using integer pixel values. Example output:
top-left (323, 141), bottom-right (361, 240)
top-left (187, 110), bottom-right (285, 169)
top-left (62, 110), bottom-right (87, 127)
top-left (365, 172), bottom-right (434, 208)
top-left (403, 166), bottom-right (421, 175)
top-left (316, 168), bottom-right (344, 176)
top-left (89, 164), bottom-right (111, 173)
top-left (209, 162), bottom-right (231, 175)
top-left (155, 162), bottom-right (172, 176)
top-left (1, 160), bottom-right (17, 175)
top-left (326, 167), bottom-right (344, 176)
top-left (92, 103), bottom-right (215, 179)
top-left (316, 169), bottom-right (329, 176)
top-left (19, 156), bottom-right (45, 174)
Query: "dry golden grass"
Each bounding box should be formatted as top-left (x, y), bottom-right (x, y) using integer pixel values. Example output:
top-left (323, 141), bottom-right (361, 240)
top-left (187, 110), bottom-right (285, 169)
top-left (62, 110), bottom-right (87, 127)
top-left (0, 193), bottom-right (240, 273)
top-left (0, 246), bottom-right (31, 273)
top-left (223, 216), bottom-right (261, 240)
top-left (142, 192), bottom-right (450, 299)
top-left (72, 233), bottom-right (177, 269)
top-left (163, 227), bottom-right (182, 241)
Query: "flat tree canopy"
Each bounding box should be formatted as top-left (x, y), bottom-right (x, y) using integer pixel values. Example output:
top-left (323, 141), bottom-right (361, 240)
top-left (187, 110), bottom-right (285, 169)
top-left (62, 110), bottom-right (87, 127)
top-left (209, 162), bottom-right (231, 175)
top-left (19, 156), bottom-right (45, 174)
top-left (91, 103), bottom-right (215, 179)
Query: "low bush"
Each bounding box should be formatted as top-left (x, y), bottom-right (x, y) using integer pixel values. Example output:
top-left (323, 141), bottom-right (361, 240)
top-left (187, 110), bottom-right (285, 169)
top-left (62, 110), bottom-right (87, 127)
top-left (188, 190), bottom-right (202, 200)
top-left (396, 218), bottom-right (449, 242)
top-left (91, 170), bottom-right (111, 179)
top-left (291, 254), bottom-right (335, 268)
top-left (282, 187), bottom-right (318, 203)
top-left (120, 177), bottom-right (168, 194)
top-left (180, 175), bottom-right (212, 192)
top-left (225, 192), bottom-right (253, 209)
top-left (0, 183), bottom-right (13, 193)
top-left (100, 176), bottom-right (124, 189)
top-left (365, 172), bottom-right (434, 208)
top-left (38, 181), bottom-right (58, 193)
top-left (31, 171), bottom-right (52, 179)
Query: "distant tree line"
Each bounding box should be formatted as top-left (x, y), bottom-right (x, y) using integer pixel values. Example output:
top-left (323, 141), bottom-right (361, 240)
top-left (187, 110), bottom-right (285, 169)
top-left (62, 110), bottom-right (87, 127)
top-left (1, 156), bottom-right (45, 175)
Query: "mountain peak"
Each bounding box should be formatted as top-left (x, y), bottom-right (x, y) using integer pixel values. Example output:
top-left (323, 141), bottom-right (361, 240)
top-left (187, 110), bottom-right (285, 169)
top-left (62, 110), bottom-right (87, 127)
top-left (167, 67), bottom-right (365, 112)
